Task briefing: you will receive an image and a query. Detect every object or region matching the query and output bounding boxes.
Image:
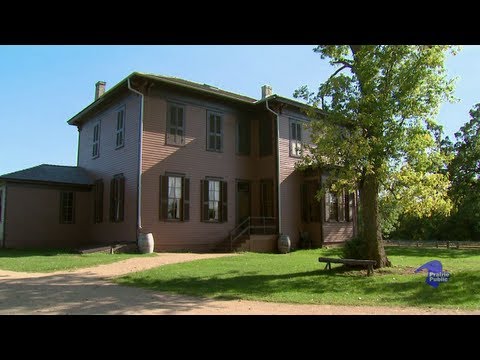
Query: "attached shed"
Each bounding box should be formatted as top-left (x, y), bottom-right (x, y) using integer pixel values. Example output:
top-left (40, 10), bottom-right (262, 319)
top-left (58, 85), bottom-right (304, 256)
top-left (0, 164), bottom-right (93, 249)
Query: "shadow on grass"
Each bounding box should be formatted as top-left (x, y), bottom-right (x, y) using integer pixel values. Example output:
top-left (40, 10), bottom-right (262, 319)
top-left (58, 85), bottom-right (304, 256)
top-left (385, 247), bottom-right (480, 259)
top-left (361, 271), bottom-right (480, 307)
top-left (0, 249), bottom-right (74, 258)
top-left (118, 266), bottom-right (480, 308)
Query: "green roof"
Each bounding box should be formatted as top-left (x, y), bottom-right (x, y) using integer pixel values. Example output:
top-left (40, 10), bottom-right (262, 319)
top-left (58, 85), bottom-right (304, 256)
top-left (67, 72), bottom-right (314, 125)
top-left (0, 164), bottom-right (93, 185)
top-left (137, 72), bottom-right (257, 103)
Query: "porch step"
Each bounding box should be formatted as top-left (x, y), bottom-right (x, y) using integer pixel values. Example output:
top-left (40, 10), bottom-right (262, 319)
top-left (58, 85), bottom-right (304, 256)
top-left (212, 234), bottom-right (249, 253)
top-left (239, 234), bottom-right (277, 253)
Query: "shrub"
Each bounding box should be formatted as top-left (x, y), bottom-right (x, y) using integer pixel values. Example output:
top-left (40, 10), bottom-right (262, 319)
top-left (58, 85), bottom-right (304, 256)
top-left (342, 236), bottom-right (368, 259)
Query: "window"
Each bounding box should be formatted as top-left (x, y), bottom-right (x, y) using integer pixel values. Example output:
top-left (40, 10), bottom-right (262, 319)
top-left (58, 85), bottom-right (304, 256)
top-left (92, 122), bottom-right (100, 158)
top-left (207, 111), bottom-right (223, 152)
top-left (236, 118), bottom-right (250, 155)
top-left (338, 191), bottom-right (346, 222)
top-left (325, 191), bottom-right (339, 222)
top-left (259, 117), bottom-right (273, 156)
top-left (301, 181), bottom-right (321, 223)
top-left (201, 179), bottom-right (227, 222)
top-left (346, 192), bottom-right (354, 222)
top-left (0, 189), bottom-right (3, 223)
top-left (324, 190), bottom-right (354, 222)
top-left (159, 175), bottom-right (190, 221)
top-left (60, 191), bottom-right (75, 224)
top-left (116, 108), bottom-right (125, 148)
top-left (110, 174), bottom-right (125, 223)
top-left (166, 103), bottom-right (185, 146)
top-left (260, 179), bottom-right (274, 218)
top-left (290, 119), bottom-right (303, 157)
top-left (94, 179), bottom-right (104, 223)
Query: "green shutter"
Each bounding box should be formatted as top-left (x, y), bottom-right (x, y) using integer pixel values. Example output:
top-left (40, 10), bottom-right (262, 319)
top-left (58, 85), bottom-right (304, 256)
top-left (201, 180), bottom-right (209, 222)
top-left (221, 181), bottom-right (228, 223)
top-left (237, 118), bottom-right (251, 155)
top-left (159, 175), bottom-right (168, 220)
top-left (313, 181), bottom-right (321, 222)
top-left (182, 178), bottom-right (190, 221)
top-left (109, 178), bottom-right (115, 222)
top-left (119, 177), bottom-right (125, 222)
top-left (98, 180), bottom-right (104, 223)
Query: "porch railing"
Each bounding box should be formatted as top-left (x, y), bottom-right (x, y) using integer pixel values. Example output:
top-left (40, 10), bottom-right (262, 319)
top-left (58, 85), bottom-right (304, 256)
top-left (228, 217), bottom-right (277, 251)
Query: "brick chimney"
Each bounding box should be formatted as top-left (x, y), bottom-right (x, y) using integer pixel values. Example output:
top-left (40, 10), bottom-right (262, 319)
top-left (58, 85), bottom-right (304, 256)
top-left (261, 84), bottom-right (273, 99)
top-left (95, 81), bottom-right (106, 101)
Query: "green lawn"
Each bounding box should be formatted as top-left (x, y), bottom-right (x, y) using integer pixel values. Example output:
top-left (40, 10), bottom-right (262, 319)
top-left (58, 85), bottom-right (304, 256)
top-left (0, 249), bottom-right (154, 272)
top-left (116, 247), bottom-right (480, 310)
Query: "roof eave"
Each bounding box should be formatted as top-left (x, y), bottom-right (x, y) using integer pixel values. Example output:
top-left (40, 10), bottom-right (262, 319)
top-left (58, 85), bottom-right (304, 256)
top-left (0, 178), bottom-right (93, 187)
top-left (67, 73), bottom-right (134, 126)
top-left (255, 95), bottom-right (326, 115)
top-left (137, 73), bottom-right (256, 104)
top-left (67, 72), bottom-right (256, 126)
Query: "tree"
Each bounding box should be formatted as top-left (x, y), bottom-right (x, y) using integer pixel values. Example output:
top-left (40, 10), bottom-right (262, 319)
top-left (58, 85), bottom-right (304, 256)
top-left (379, 121), bottom-right (453, 239)
top-left (295, 45), bottom-right (458, 267)
top-left (448, 104), bottom-right (480, 240)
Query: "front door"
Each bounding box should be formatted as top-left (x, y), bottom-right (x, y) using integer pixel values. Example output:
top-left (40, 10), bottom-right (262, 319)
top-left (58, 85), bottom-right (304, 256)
top-left (236, 181), bottom-right (251, 226)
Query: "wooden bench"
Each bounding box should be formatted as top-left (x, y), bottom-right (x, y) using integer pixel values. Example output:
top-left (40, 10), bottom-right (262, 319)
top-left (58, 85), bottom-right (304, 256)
top-left (318, 257), bottom-right (377, 276)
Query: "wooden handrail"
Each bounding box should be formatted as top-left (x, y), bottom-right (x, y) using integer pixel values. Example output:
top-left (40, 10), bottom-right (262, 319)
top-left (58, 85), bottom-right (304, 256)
top-left (228, 217), bottom-right (277, 251)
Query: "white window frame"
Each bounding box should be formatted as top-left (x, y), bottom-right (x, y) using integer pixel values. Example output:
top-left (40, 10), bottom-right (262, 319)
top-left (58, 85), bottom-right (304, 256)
top-left (207, 180), bottom-right (221, 221)
top-left (167, 176), bottom-right (183, 220)
top-left (92, 121), bottom-right (100, 159)
top-left (60, 191), bottom-right (75, 224)
top-left (115, 107), bottom-right (125, 149)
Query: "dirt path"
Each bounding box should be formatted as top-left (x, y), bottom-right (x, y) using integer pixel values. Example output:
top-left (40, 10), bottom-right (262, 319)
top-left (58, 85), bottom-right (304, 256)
top-left (0, 253), bottom-right (477, 315)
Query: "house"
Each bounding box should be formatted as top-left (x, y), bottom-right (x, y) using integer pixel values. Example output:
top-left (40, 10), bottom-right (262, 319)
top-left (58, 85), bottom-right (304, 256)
top-left (0, 72), bottom-right (357, 251)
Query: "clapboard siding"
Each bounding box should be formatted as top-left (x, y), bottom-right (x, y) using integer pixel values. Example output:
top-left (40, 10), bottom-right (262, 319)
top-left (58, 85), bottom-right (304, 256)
top-left (77, 92), bottom-right (140, 244)
top-left (4, 184), bottom-right (90, 249)
top-left (323, 222), bottom-right (354, 243)
top-left (141, 90), bottom-right (275, 251)
top-left (277, 113), bottom-right (303, 247)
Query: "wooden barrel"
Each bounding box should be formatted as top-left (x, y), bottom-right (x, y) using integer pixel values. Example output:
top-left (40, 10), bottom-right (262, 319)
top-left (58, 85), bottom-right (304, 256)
top-left (138, 233), bottom-right (154, 254)
top-left (278, 234), bottom-right (291, 254)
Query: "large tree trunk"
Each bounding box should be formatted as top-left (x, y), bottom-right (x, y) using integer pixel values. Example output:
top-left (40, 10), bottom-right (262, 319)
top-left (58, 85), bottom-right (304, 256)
top-left (359, 173), bottom-right (391, 268)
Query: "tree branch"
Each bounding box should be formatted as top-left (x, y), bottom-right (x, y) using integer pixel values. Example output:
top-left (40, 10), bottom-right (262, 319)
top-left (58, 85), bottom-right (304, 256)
top-left (326, 65), bottom-right (349, 83)
top-left (333, 60), bottom-right (353, 68)
top-left (350, 45), bottom-right (362, 55)
top-left (380, 178), bottom-right (400, 200)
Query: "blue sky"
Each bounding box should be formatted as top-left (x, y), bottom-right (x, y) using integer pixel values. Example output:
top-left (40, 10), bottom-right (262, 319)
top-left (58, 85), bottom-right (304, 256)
top-left (0, 45), bottom-right (478, 175)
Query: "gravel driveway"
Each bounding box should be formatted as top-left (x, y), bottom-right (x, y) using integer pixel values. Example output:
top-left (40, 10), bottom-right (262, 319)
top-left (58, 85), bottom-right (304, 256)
top-left (0, 253), bottom-right (477, 315)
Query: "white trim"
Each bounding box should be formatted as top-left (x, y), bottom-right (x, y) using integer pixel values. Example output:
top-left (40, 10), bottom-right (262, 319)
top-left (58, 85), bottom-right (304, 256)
top-left (92, 121), bottom-right (101, 159)
top-left (115, 105), bottom-right (126, 149)
top-left (126, 78), bottom-right (144, 232)
top-left (289, 117), bottom-right (303, 158)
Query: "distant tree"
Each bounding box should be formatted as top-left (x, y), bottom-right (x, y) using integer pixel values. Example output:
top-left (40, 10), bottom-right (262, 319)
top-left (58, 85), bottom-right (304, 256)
top-left (379, 121), bottom-right (453, 239)
top-left (295, 45), bottom-right (458, 267)
top-left (448, 104), bottom-right (480, 240)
